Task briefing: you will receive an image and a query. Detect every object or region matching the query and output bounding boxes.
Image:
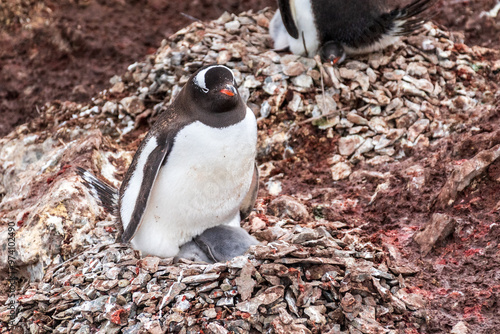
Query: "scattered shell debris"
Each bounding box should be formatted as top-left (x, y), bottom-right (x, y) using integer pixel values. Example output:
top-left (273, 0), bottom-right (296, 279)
top-left (2, 225), bottom-right (429, 333)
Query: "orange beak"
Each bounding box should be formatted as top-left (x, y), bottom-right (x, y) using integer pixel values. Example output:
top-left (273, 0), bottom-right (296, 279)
top-left (220, 85), bottom-right (237, 97)
top-left (331, 57), bottom-right (341, 65)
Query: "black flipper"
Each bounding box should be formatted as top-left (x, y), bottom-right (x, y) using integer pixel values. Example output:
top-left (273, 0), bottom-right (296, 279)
top-left (278, 0), bottom-right (299, 39)
top-left (239, 164), bottom-right (259, 221)
top-left (120, 137), bottom-right (171, 243)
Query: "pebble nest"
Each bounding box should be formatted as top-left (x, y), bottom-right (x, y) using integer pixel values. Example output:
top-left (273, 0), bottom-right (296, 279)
top-left (1, 7), bottom-right (499, 334)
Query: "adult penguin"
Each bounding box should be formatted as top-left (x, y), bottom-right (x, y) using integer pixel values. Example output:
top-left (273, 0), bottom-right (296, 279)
top-left (270, 0), bottom-right (436, 64)
top-left (78, 64), bottom-right (258, 259)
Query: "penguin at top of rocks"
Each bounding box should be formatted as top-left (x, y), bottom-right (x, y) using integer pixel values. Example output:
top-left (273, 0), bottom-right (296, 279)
top-left (78, 64), bottom-right (259, 259)
top-left (270, 0), bottom-right (436, 64)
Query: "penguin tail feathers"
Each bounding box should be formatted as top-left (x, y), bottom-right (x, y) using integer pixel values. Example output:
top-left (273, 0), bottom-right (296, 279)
top-left (387, 0), bottom-right (437, 36)
top-left (76, 167), bottom-right (119, 215)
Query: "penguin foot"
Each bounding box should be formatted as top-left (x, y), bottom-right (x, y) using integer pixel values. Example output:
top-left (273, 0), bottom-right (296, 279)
top-left (319, 42), bottom-right (346, 66)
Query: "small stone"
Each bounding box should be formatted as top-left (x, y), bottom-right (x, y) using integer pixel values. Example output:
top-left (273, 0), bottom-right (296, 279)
top-left (451, 95), bottom-right (471, 112)
top-left (216, 11), bottom-right (232, 24)
top-left (105, 267), bottom-right (121, 280)
top-left (346, 112), bottom-right (368, 125)
top-left (266, 178), bottom-right (283, 196)
top-left (143, 320), bottom-right (163, 334)
top-left (243, 75), bottom-right (261, 89)
top-left (203, 308), bottom-right (218, 319)
top-left (407, 63), bottom-right (428, 77)
top-left (315, 92), bottom-right (337, 114)
top-left (292, 74), bottom-right (313, 88)
top-left (331, 162), bottom-right (352, 181)
top-left (120, 96), bottom-right (144, 115)
top-left (236, 286), bottom-right (285, 314)
top-left (414, 213), bottom-right (456, 255)
top-left (267, 195), bottom-right (309, 221)
top-left (216, 296), bottom-right (234, 307)
top-left (350, 317), bottom-right (387, 334)
top-left (436, 144), bottom-right (500, 208)
top-left (207, 322), bottom-right (229, 334)
top-left (173, 294), bottom-right (192, 312)
top-left (403, 75), bottom-right (434, 95)
top-left (260, 100), bottom-right (271, 118)
top-left (94, 279), bottom-right (118, 291)
top-left (217, 50), bottom-right (232, 64)
top-left (283, 61), bottom-right (306, 76)
top-left (235, 262), bottom-right (256, 301)
top-left (368, 117), bottom-right (389, 134)
top-left (408, 119), bottom-right (430, 142)
top-left (181, 273), bottom-right (220, 284)
top-left (339, 68), bottom-right (357, 80)
top-left (451, 321), bottom-right (469, 334)
top-left (383, 70), bottom-right (405, 81)
top-left (224, 20), bottom-right (241, 33)
top-left (137, 256), bottom-right (160, 273)
top-left (338, 135), bottom-right (364, 156)
top-left (352, 138), bottom-right (374, 157)
top-left (304, 305), bottom-right (327, 324)
top-left (110, 81), bottom-right (125, 94)
top-left (395, 289), bottom-right (426, 310)
top-left (248, 216), bottom-right (267, 232)
top-left (288, 92), bottom-right (303, 112)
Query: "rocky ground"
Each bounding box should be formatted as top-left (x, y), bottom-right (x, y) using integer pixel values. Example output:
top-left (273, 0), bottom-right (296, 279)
top-left (1, 1), bottom-right (500, 334)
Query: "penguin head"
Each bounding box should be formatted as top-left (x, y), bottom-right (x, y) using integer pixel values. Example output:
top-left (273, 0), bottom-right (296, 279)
top-left (319, 42), bottom-right (346, 66)
top-left (174, 240), bottom-right (213, 263)
top-left (188, 64), bottom-right (240, 114)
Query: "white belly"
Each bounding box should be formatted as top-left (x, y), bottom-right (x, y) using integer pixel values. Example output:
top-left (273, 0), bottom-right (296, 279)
top-left (270, 9), bottom-right (291, 50)
top-left (287, 0), bottom-right (320, 57)
top-left (131, 109), bottom-right (257, 257)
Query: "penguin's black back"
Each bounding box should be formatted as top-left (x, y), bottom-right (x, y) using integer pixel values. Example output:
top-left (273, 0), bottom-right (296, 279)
top-left (311, 0), bottom-right (434, 48)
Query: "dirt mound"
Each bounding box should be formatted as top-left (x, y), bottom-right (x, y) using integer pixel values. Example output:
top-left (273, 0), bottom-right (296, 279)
top-left (0, 0), bottom-right (276, 137)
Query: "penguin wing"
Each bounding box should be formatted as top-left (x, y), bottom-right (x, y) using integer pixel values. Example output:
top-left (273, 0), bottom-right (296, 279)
top-left (346, 0), bottom-right (436, 48)
top-left (278, 0), bottom-right (299, 39)
top-left (239, 163), bottom-right (259, 221)
top-left (119, 134), bottom-right (171, 242)
top-left (384, 0), bottom-right (436, 36)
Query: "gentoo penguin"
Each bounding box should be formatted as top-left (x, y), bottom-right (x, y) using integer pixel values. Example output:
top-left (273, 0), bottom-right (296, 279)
top-left (78, 169), bottom-right (259, 262)
top-left (270, 0), bottom-right (436, 64)
top-left (175, 225), bottom-right (259, 263)
top-left (77, 64), bottom-right (259, 259)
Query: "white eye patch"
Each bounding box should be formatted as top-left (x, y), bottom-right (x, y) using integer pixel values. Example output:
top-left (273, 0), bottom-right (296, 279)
top-left (193, 65), bottom-right (235, 93)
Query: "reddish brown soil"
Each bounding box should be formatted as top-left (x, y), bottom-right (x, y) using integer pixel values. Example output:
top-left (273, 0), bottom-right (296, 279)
top-left (256, 105), bottom-right (500, 334)
top-left (0, 0), bottom-right (276, 137)
top-left (435, 0), bottom-right (500, 49)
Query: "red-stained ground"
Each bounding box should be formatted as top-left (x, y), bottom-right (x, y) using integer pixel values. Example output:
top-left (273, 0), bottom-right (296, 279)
top-left (257, 109), bottom-right (500, 333)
